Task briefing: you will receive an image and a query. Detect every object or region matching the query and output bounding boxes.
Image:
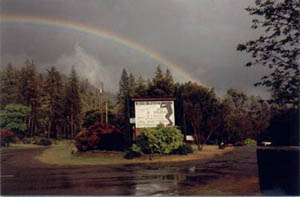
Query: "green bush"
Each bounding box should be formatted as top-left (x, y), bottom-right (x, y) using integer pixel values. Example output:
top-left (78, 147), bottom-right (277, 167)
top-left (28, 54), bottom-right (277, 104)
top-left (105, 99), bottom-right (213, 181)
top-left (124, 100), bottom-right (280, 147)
top-left (171, 144), bottom-right (194, 155)
top-left (124, 126), bottom-right (189, 159)
top-left (0, 104), bottom-right (30, 138)
top-left (136, 126), bottom-right (184, 154)
top-left (124, 144), bottom-right (144, 159)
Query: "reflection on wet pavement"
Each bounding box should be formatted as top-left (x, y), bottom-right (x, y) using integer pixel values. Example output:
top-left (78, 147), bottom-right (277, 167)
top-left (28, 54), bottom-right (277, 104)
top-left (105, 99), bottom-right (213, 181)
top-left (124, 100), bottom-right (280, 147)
top-left (1, 147), bottom-right (258, 195)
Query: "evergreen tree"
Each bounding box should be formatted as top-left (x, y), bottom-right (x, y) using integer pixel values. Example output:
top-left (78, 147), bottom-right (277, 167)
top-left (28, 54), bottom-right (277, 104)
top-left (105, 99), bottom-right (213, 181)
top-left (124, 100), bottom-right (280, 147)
top-left (19, 60), bottom-right (41, 136)
top-left (0, 64), bottom-right (20, 109)
top-left (164, 68), bottom-right (175, 95)
top-left (44, 66), bottom-right (64, 138)
top-left (148, 65), bottom-right (175, 97)
top-left (128, 73), bottom-right (136, 97)
top-left (117, 68), bottom-right (131, 145)
top-left (135, 75), bottom-right (148, 98)
top-left (64, 66), bottom-right (82, 138)
top-left (174, 83), bottom-right (185, 133)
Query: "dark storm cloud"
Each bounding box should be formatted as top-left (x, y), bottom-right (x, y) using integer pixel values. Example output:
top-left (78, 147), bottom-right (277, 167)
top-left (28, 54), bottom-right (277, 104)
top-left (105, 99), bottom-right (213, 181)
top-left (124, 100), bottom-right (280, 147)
top-left (0, 0), bottom-right (269, 97)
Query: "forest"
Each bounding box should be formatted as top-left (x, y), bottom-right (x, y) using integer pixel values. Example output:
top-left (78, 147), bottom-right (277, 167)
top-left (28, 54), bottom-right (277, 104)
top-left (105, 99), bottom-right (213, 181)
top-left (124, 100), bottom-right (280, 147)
top-left (1, 60), bottom-right (294, 148)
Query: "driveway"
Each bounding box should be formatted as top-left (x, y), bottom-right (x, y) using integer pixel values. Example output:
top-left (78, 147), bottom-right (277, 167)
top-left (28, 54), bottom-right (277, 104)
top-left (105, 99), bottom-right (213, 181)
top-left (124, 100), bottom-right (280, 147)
top-left (1, 146), bottom-right (260, 195)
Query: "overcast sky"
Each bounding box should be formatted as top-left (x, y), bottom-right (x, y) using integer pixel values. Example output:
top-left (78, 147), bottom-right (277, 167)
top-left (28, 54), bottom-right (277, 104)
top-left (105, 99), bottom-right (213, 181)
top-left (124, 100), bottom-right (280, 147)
top-left (0, 0), bottom-right (270, 97)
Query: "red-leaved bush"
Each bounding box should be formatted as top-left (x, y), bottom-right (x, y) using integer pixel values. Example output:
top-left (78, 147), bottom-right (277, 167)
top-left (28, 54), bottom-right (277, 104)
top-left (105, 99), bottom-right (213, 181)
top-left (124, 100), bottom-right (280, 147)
top-left (234, 141), bottom-right (246, 146)
top-left (74, 122), bottom-right (125, 152)
top-left (1, 129), bottom-right (17, 147)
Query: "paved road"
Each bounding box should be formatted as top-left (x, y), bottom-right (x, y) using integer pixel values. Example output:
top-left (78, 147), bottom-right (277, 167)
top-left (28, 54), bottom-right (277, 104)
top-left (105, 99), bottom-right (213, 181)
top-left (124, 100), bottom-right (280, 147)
top-left (1, 146), bottom-right (259, 195)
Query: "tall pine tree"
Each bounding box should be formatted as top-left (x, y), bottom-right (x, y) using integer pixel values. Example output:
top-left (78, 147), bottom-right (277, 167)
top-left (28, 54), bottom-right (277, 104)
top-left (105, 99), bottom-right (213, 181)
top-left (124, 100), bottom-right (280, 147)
top-left (0, 64), bottom-right (20, 109)
top-left (148, 65), bottom-right (175, 97)
top-left (19, 60), bottom-right (41, 136)
top-left (128, 73), bottom-right (136, 98)
top-left (64, 66), bottom-right (82, 138)
top-left (44, 66), bottom-right (64, 138)
top-left (117, 68), bottom-right (131, 145)
top-left (135, 75), bottom-right (148, 98)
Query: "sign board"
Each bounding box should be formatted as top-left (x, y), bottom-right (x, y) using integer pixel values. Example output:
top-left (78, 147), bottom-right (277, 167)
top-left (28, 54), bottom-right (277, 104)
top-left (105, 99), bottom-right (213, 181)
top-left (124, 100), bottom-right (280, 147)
top-left (135, 101), bottom-right (175, 128)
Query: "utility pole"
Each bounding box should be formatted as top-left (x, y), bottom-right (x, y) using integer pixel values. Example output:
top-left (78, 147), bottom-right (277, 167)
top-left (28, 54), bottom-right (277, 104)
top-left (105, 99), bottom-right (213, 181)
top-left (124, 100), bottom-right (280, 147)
top-left (106, 101), bottom-right (108, 124)
top-left (100, 82), bottom-right (104, 123)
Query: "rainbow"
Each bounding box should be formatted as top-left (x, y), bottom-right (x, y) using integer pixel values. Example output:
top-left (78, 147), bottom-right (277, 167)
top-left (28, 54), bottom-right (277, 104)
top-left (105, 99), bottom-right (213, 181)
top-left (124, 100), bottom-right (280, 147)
top-left (0, 14), bottom-right (202, 84)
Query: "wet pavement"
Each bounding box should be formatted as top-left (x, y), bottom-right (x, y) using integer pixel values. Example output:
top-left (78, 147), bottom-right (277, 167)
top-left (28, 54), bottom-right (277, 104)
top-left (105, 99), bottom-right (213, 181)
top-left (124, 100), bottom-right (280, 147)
top-left (1, 146), bottom-right (259, 195)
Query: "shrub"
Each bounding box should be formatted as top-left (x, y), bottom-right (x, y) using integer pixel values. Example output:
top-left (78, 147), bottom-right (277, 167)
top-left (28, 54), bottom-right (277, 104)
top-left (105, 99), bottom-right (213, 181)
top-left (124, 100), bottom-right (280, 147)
top-left (171, 144), bottom-right (194, 155)
top-left (0, 129), bottom-right (17, 147)
top-left (124, 144), bottom-right (144, 159)
top-left (74, 122), bottom-right (125, 152)
top-left (36, 138), bottom-right (52, 146)
top-left (136, 126), bottom-right (184, 154)
top-left (74, 129), bottom-right (99, 151)
top-left (32, 137), bottom-right (52, 146)
top-left (245, 138), bottom-right (257, 146)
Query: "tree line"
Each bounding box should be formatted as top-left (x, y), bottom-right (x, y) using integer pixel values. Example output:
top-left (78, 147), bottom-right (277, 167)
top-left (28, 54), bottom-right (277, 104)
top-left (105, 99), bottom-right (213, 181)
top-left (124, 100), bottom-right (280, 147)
top-left (116, 65), bottom-right (282, 148)
top-left (0, 61), bottom-right (292, 147)
top-left (0, 60), bottom-right (101, 139)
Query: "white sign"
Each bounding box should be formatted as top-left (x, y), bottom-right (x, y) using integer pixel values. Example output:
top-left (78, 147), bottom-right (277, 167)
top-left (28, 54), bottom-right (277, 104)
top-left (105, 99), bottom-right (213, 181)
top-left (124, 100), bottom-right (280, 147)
top-left (135, 101), bottom-right (175, 128)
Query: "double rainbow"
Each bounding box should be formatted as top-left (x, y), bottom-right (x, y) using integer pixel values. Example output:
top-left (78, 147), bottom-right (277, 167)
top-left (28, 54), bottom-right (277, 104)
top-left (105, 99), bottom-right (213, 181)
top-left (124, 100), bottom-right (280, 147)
top-left (1, 14), bottom-right (202, 84)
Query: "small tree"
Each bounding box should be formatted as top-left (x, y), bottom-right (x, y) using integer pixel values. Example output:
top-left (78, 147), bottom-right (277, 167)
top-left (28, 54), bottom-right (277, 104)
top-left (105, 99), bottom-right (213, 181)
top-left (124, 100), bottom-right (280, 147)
top-left (0, 104), bottom-right (30, 137)
top-left (183, 82), bottom-right (220, 150)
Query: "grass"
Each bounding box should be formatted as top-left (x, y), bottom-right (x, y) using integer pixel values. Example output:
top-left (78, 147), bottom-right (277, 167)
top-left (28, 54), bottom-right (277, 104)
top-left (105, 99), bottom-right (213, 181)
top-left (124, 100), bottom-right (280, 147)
top-left (36, 141), bottom-right (234, 165)
top-left (3, 143), bottom-right (45, 149)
